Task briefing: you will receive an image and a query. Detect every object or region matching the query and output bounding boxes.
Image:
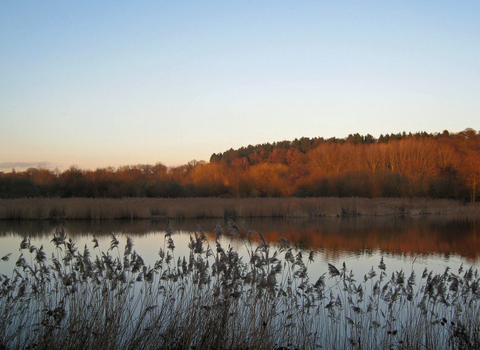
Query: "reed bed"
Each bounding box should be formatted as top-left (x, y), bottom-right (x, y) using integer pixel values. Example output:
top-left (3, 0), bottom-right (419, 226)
top-left (1, 221), bottom-right (480, 349)
top-left (1, 197), bottom-right (479, 220)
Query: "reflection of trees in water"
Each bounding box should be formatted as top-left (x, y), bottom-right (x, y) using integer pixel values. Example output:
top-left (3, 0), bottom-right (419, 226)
top-left (256, 218), bottom-right (480, 263)
top-left (0, 217), bottom-right (479, 261)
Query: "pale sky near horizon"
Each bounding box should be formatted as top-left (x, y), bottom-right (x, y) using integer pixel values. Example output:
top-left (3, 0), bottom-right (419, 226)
top-left (1, 1), bottom-right (479, 171)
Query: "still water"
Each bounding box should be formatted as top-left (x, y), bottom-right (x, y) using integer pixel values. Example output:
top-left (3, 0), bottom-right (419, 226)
top-left (0, 216), bottom-right (479, 278)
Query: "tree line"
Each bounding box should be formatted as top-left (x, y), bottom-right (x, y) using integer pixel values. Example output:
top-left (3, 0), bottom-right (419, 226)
top-left (1, 129), bottom-right (480, 201)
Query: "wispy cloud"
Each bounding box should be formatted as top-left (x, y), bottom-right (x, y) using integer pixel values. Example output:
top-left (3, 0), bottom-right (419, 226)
top-left (0, 162), bottom-right (56, 171)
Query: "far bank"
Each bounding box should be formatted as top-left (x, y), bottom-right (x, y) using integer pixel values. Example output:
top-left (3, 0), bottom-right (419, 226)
top-left (0, 197), bottom-right (479, 220)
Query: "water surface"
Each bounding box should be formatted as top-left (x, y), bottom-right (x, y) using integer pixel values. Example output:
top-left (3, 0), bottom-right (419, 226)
top-left (0, 216), bottom-right (478, 278)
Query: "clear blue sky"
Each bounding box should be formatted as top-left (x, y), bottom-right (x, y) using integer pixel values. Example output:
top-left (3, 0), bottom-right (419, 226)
top-left (1, 1), bottom-right (479, 171)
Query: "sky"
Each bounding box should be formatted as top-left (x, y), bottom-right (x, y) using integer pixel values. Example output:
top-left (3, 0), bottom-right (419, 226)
top-left (1, 1), bottom-right (479, 171)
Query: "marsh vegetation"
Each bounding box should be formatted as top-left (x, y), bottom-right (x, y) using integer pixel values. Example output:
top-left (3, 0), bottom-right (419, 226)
top-left (1, 221), bottom-right (480, 349)
top-left (1, 197), bottom-right (479, 220)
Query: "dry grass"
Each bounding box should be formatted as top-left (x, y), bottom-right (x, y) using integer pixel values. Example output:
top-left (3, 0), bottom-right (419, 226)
top-left (1, 221), bottom-right (480, 349)
top-left (0, 197), bottom-right (479, 220)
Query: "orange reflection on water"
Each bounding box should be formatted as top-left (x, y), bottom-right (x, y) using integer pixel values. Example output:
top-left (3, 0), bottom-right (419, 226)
top-left (1, 217), bottom-right (479, 263)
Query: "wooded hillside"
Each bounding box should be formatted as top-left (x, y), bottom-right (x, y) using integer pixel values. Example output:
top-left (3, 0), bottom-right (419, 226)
top-left (2, 129), bottom-right (480, 201)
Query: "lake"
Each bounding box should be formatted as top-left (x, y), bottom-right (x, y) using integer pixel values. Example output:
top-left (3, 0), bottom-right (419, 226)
top-left (2, 215), bottom-right (480, 349)
top-left (1, 216), bottom-right (479, 279)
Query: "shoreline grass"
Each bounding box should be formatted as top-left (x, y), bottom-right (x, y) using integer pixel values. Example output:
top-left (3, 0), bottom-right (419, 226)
top-left (1, 222), bottom-right (480, 349)
top-left (1, 197), bottom-right (479, 220)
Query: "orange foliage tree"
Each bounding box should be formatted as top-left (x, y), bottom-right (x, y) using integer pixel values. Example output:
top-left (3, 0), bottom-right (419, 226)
top-left (2, 128), bottom-right (480, 200)
top-left (243, 163), bottom-right (291, 197)
top-left (459, 153), bottom-right (480, 203)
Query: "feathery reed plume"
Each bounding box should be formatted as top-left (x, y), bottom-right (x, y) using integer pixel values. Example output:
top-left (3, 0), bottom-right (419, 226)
top-left (0, 221), bottom-right (479, 349)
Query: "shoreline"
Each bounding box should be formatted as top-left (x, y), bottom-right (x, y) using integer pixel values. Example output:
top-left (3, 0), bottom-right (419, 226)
top-left (1, 197), bottom-right (479, 220)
